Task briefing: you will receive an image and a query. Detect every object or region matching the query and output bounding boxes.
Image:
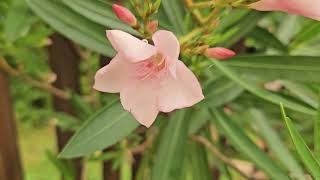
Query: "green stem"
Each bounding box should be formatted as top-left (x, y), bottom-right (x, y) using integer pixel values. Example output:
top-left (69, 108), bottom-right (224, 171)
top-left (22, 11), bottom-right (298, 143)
top-left (179, 27), bottom-right (204, 45)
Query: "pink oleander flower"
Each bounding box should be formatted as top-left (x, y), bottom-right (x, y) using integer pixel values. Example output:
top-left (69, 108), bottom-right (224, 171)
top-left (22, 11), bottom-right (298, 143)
top-left (94, 30), bottom-right (204, 127)
top-left (250, 0), bottom-right (320, 21)
top-left (205, 47), bottom-right (236, 60)
top-left (112, 4), bottom-right (137, 26)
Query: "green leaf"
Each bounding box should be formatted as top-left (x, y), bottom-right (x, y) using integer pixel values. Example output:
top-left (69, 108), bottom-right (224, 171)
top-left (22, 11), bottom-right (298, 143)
top-left (249, 108), bottom-right (305, 180)
top-left (289, 20), bottom-right (320, 50)
top-left (210, 59), bottom-right (316, 115)
top-left (46, 150), bottom-right (75, 180)
top-left (186, 141), bottom-right (212, 180)
top-left (188, 77), bottom-right (244, 135)
top-left (224, 56), bottom-right (320, 83)
top-left (203, 77), bottom-right (244, 107)
top-left (70, 93), bottom-right (94, 121)
top-left (152, 109), bottom-right (190, 180)
top-left (280, 104), bottom-right (320, 179)
top-left (59, 101), bottom-right (139, 158)
top-left (61, 0), bottom-right (139, 36)
top-left (315, 89), bottom-right (320, 159)
top-left (27, 0), bottom-right (115, 57)
top-left (220, 11), bottom-right (265, 47)
top-left (209, 108), bottom-right (290, 180)
top-left (249, 26), bottom-right (288, 52)
top-left (282, 80), bottom-right (319, 108)
top-left (160, 0), bottom-right (185, 35)
top-left (4, 0), bottom-right (33, 42)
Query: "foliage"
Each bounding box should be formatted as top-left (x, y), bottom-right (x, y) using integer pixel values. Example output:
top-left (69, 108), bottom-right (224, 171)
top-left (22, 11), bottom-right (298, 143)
top-left (1, 0), bottom-right (320, 179)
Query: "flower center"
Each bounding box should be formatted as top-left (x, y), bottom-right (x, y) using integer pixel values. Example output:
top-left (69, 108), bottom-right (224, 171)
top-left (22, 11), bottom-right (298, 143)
top-left (135, 53), bottom-right (167, 80)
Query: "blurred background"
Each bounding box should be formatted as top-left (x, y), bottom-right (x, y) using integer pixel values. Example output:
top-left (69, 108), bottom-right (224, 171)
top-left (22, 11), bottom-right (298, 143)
top-left (1, 0), bottom-right (320, 180)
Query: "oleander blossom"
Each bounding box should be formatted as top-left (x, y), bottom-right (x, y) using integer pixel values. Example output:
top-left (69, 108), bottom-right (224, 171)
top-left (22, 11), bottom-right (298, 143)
top-left (94, 30), bottom-right (204, 127)
top-left (250, 0), bottom-right (320, 21)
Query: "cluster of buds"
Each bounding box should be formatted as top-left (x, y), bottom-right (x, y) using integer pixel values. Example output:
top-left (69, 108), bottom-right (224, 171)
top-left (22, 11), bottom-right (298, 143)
top-left (112, 1), bottom-right (161, 38)
top-left (112, 2), bottom-right (235, 61)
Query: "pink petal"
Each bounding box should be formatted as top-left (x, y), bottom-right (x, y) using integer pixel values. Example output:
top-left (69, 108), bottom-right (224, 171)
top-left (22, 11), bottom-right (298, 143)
top-left (152, 30), bottom-right (180, 60)
top-left (250, 0), bottom-right (320, 21)
top-left (107, 30), bottom-right (157, 62)
top-left (120, 79), bottom-right (159, 127)
top-left (93, 54), bottom-right (132, 93)
top-left (158, 60), bottom-right (204, 113)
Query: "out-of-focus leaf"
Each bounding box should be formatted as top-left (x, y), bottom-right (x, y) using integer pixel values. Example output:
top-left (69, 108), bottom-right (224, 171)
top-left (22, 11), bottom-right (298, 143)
top-left (209, 108), bottom-right (290, 180)
top-left (280, 104), bottom-right (320, 179)
top-left (289, 20), bottom-right (320, 50)
top-left (70, 93), bottom-right (94, 120)
top-left (315, 91), bottom-right (320, 159)
top-left (160, 0), bottom-right (185, 35)
top-left (27, 0), bottom-right (115, 57)
top-left (52, 112), bottom-right (80, 131)
top-left (211, 59), bottom-right (316, 115)
top-left (46, 150), bottom-right (75, 180)
top-left (120, 150), bottom-right (132, 180)
top-left (189, 77), bottom-right (244, 135)
top-left (188, 107), bottom-right (210, 135)
top-left (282, 80), bottom-right (319, 108)
top-left (249, 26), bottom-right (288, 52)
top-left (204, 77), bottom-right (244, 107)
top-left (249, 108), bottom-right (305, 180)
top-left (152, 109), bottom-right (190, 180)
top-left (4, 0), bottom-right (33, 42)
top-left (220, 11), bottom-right (265, 47)
top-left (187, 141), bottom-right (212, 180)
top-left (59, 101), bottom-right (139, 158)
top-left (61, 0), bottom-right (139, 36)
top-left (224, 56), bottom-right (320, 83)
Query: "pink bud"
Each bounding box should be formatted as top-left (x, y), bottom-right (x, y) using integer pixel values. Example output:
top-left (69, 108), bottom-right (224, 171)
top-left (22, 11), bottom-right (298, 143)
top-left (147, 20), bottom-right (158, 33)
top-left (112, 4), bottom-right (137, 26)
top-left (205, 47), bottom-right (236, 60)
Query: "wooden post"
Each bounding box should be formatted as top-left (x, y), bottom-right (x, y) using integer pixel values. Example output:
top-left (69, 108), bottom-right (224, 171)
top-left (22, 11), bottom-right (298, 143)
top-left (48, 33), bottom-right (83, 180)
top-left (0, 71), bottom-right (23, 180)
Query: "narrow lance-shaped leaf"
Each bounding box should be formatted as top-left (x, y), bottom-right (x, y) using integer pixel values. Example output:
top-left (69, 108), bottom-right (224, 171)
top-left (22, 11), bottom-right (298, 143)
top-left (249, 108), bottom-right (305, 180)
top-left (59, 101), bottom-right (139, 158)
top-left (249, 26), bottom-right (288, 52)
top-left (289, 20), bottom-right (320, 50)
top-left (27, 0), bottom-right (115, 57)
top-left (280, 103), bottom-right (320, 179)
top-left (61, 0), bottom-right (139, 36)
top-left (151, 109), bottom-right (191, 180)
top-left (314, 88), bottom-right (320, 160)
top-left (210, 59), bottom-right (316, 115)
top-left (209, 108), bottom-right (290, 180)
top-left (4, 0), bottom-right (33, 42)
top-left (160, 0), bottom-right (185, 35)
top-left (224, 56), bottom-right (320, 83)
top-left (220, 11), bottom-right (265, 47)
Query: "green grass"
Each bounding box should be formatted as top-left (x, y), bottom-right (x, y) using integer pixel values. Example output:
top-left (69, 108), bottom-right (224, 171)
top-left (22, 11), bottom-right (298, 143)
top-left (18, 123), bottom-right (102, 180)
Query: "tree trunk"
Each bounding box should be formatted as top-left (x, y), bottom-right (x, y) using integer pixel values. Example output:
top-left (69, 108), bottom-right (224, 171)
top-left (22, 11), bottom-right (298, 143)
top-left (48, 33), bottom-right (83, 180)
top-left (0, 71), bottom-right (24, 180)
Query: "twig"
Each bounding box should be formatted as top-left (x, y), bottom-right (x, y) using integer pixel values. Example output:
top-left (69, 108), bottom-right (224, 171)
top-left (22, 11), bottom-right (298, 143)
top-left (192, 135), bottom-right (253, 179)
top-left (0, 58), bottom-right (70, 100)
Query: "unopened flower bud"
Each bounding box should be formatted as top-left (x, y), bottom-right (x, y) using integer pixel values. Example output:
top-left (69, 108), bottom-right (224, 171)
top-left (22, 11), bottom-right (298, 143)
top-left (147, 20), bottom-right (158, 33)
top-left (112, 4), bottom-right (137, 26)
top-left (205, 47), bottom-right (236, 60)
